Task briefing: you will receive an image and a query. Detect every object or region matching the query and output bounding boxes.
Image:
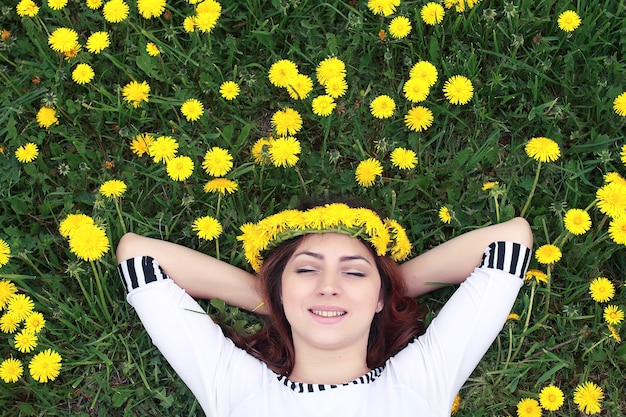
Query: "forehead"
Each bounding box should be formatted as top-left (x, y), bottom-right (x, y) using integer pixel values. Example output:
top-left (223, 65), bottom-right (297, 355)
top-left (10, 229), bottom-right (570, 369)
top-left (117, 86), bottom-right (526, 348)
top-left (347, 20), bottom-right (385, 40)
top-left (293, 233), bottom-right (375, 259)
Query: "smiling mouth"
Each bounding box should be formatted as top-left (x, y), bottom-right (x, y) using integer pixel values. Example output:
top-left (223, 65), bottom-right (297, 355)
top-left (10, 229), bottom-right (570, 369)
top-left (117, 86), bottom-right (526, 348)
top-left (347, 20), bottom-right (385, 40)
top-left (310, 310), bottom-right (347, 317)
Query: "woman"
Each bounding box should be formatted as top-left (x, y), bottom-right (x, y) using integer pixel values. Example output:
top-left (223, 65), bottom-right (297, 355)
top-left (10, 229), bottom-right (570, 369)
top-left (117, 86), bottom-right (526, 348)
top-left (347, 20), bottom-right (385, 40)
top-left (116, 201), bottom-right (533, 416)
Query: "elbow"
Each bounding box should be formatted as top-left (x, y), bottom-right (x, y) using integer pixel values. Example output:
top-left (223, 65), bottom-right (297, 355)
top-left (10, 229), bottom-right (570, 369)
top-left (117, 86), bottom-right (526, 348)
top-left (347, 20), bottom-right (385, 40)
top-left (510, 217), bottom-right (533, 249)
top-left (115, 232), bottom-right (141, 263)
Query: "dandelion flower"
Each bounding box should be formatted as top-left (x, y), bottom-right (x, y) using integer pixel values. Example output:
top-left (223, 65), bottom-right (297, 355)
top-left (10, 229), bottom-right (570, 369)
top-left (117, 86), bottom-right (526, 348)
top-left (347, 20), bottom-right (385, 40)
top-left (507, 313), bottom-right (520, 321)
top-left (451, 393), bottom-right (461, 414)
top-left (603, 305), bottom-right (624, 325)
top-left (204, 178), bottom-right (238, 194)
top-left (0, 279), bottom-right (17, 308)
top-left (589, 277), bottom-right (614, 303)
top-left (130, 133), bottom-right (155, 157)
top-left (524, 137), bottom-right (561, 163)
top-left (421, 2), bottom-right (445, 25)
top-left (251, 137), bottom-right (272, 165)
top-left (122, 80), bottom-right (150, 108)
top-left (563, 208), bottom-right (591, 235)
top-left (614, 92), bottom-right (626, 117)
top-left (48, 0), bottom-right (67, 9)
top-left (516, 397), bottom-right (541, 417)
top-left (443, 75), bottom-right (473, 105)
top-left (14, 329), bottom-right (38, 353)
top-left (166, 156), bottom-right (194, 181)
top-left (180, 98), bottom-right (204, 121)
top-left (557, 10), bottom-right (581, 32)
top-left (534, 244), bottom-right (561, 265)
top-left (390, 148), bottom-right (417, 170)
top-left (324, 76), bottom-right (348, 98)
top-left (403, 78), bottom-right (430, 103)
top-left (219, 81), bottom-right (240, 100)
top-left (316, 57), bottom-right (346, 86)
top-left (192, 216), bottom-right (222, 241)
top-left (409, 61), bottom-right (438, 87)
top-left (370, 95), bottom-right (395, 119)
top-left (482, 181), bottom-right (499, 191)
top-left (72, 63), bottom-right (94, 85)
top-left (103, 0), bottom-right (129, 23)
top-left (573, 381), bottom-right (603, 415)
top-left (268, 59), bottom-right (298, 88)
top-left (146, 42), bottom-right (160, 56)
top-left (59, 213), bottom-right (95, 238)
top-left (1, 313), bottom-right (20, 333)
top-left (439, 207), bottom-right (451, 224)
top-left (604, 171), bottom-right (626, 186)
top-left (525, 269), bottom-right (548, 284)
top-left (68, 223), bottom-right (109, 262)
top-left (195, 0), bottom-right (221, 32)
top-left (86, 31), bottom-right (109, 53)
top-left (286, 74), bottom-right (313, 100)
top-left (16, 0), bottom-right (39, 17)
top-left (183, 15), bottom-right (196, 32)
top-left (7, 294), bottom-right (34, 321)
top-left (355, 158), bottom-right (383, 187)
top-left (0, 358), bottom-right (23, 383)
top-left (24, 312), bottom-right (45, 333)
top-left (608, 325), bottom-right (621, 342)
top-left (99, 179), bottom-right (127, 198)
top-left (203, 147), bottom-right (233, 176)
top-left (404, 106), bottom-right (433, 132)
top-left (367, 0), bottom-right (400, 16)
top-left (271, 108), bottom-right (302, 137)
top-left (15, 143), bottom-right (38, 163)
top-left (608, 215), bottom-right (626, 245)
top-left (29, 349), bottom-right (62, 383)
top-left (86, 0), bottom-right (103, 9)
top-left (0, 240), bottom-right (10, 270)
top-left (48, 27), bottom-right (79, 54)
top-left (312, 95), bottom-right (336, 117)
top-left (137, 0), bottom-right (165, 18)
top-left (36, 107), bottom-right (58, 128)
top-left (389, 16), bottom-right (411, 39)
top-left (596, 181), bottom-right (626, 218)
top-left (269, 136), bottom-right (301, 167)
top-left (148, 136), bottom-right (178, 163)
top-left (539, 385), bottom-right (564, 411)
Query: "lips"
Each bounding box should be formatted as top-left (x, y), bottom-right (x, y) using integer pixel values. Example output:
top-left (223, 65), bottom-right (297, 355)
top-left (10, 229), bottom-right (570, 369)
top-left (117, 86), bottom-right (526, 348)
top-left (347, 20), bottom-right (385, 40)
top-left (310, 309), bottom-right (347, 317)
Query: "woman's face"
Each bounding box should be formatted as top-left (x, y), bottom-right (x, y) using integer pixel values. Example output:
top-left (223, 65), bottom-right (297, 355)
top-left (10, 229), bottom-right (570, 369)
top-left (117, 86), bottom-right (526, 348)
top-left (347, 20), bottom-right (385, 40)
top-left (281, 233), bottom-right (383, 355)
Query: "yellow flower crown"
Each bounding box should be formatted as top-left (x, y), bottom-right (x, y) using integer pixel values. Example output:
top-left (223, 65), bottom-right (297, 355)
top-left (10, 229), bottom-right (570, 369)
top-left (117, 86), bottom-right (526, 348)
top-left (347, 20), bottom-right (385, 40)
top-left (237, 203), bottom-right (412, 272)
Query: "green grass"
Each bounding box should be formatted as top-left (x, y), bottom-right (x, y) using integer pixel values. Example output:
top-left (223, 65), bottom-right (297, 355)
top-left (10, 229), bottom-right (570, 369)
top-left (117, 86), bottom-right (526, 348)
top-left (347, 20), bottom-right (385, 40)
top-left (1, 0), bottom-right (625, 415)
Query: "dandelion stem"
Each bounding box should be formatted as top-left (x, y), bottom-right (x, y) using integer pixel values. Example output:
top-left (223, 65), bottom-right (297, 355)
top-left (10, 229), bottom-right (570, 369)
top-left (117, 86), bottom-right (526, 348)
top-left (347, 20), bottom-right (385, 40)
top-left (520, 161), bottom-right (542, 217)
top-left (544, 265), bottom-right (552, 316)
top-left (91, 260), bottom-right (112, 324)
top-left (294, 166), bottom-right (309, 195)
top-left (114, 198), bottom-right (127, 234)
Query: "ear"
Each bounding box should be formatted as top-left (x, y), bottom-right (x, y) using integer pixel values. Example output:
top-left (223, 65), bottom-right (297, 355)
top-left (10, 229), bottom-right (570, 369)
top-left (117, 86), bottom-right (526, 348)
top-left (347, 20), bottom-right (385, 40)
top-left (376, 294), bottom-right (384, 313)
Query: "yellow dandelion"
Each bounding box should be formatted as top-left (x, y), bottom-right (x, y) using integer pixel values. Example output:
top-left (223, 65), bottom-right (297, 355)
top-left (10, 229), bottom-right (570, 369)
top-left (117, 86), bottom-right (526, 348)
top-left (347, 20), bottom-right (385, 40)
top-left (0, 279), bottom-right (17, 308)
top-left (7, 294), bottom-right (34, 321)
top-left (203, 178), bottom-right (238, 194)
top-left (421, 2), bottom-right (445, 25)
top-left (525, 269), bottom-right (548, 284)
top-left (36, 107), bottom-right (58, 129)
top-left (573, 381), bottom-right (603, 415)
top-left (404, 106), bottom-right (433, 132)
top-left (251, 137), bottom-right (273, 165)
top-left (516, 398), bottom-right (541, 417)
top-left (219, 81), bottom-right (240, 100)
top-left (72, 63), bottom-right (95, 85)
top-left (316, 57), bottom-right (346, 86)
top-left (539, 385), bottom-right (564, 411)
top-left (86, 0), bottom-right (103, 9)
top-left (403, 78), bottom-right (430, 103)
top-left (563, 208), bottom-right (591, 235)
top-left (443, 75), bottom-right (473, 105)
top-left (122, 80), bottom-right (150, 108)
top-left (451, 393), bottom-right (461, 414)
top-left (557, 10), bottom-right (581, 32)
top-left (68, 223), bottom-right (109, 262)
top-left (0, 358), bottom-right (23, 383)
top-left (390, 148), bottom-right (418, 170)
top-left (16, 0), bottom-right (39, 17)
top-left (439, 206), bottom-right (451, 224)
top-left (192, 216), bottom-right (222, 241)
top-left (482, 181), bottom-right (499, 191)
top-left (29, 349), bottom-right (62, 383)
top-left (596, 181), bottom-right (626, 218)
top-left (614, 92), bottom-right (626, 117)
top-left (388, 16), bottom-right (411, 39)
top-left (534, 244), bottom-right (562, 265)
top-left (146, 42), bottom-right (160, 56)
top-left (202, 147), bottom-right (233, 176)
top-left (137, 0), bottom-right (166, 19)
top-left (59, 213), bottom-right (95, 238)
top-left (525, 137), bottom-right (561, 163)
top-left (148, 136), bottom-right (178, 163)
top-left (367, 0), bottom-right (400, 16)
top-left (183, 15), bottom-right (196, 32)
top-left (603, 305), bottom-right (624, 325)
top-left (324, 76), bottom-right (348, 98)
top-left (48, 27), bottom-right (79, 54)
top-left (1, 313), bottom-right (20, 333)
top-left (0, 240), bottom-right (9, 269)
top-left (608, 325), bottom-right (621, 342)
top-left (370, 95), bottom-right (395, 119)
top-left (268, 59), bottom-right (298, 88)
top-left (180, 98), bottom-right (204, 121)
top-left (507, 313), bottom-right (520, 321)
top-left (269, 136), bottom-right (301, 167)
top-left (86, 31), bottom-right (110, 54)
top-left (103, 0), bottom-right (129, 23)
top-left (48, 0), bottom-right (67, 9)
top-left (166, 155), bottom-right (194, 181)
top-left (608, 215), bottom-right (626, 245)
top-left (130, 133), bottom-right (155, 157)
top-left (24, 312), bottom-right (46, 333)
top-left (99, 179), bottom-right (127, 198)
top-left (15, 143), bottom-right (39, 163)
top-left (286, 74), bottom-right (313, 100)
top-left (409, 61), bottom-right (438, 87)
top-left (589, 277), bottom-right (614, 303)
top-left (355, 158), bottom-right (382, 187)
top-left (14, 329), bottom-right (38, 353)
top-left (312, 95), bottom-right (336, 117)
top-left (271, 108), bottom-right (302, 137)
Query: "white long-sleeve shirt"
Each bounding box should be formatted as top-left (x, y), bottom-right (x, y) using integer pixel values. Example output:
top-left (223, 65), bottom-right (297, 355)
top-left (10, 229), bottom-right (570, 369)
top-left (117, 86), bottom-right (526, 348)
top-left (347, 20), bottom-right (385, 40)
top-left (118, 241), bottom-right (531, 417)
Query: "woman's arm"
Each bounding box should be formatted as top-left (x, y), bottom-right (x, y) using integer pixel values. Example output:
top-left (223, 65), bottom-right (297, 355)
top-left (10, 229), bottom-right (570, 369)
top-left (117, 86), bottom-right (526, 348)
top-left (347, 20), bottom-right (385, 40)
top-left (116, 233), bottom-right (266, 313)
top-left (399, 217), bottom-right (533, 297)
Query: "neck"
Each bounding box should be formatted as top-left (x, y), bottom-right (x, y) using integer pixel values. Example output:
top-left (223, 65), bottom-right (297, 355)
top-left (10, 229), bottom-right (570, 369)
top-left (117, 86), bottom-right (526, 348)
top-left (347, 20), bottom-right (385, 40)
top-left (288, 344), bottom-right (370, 385)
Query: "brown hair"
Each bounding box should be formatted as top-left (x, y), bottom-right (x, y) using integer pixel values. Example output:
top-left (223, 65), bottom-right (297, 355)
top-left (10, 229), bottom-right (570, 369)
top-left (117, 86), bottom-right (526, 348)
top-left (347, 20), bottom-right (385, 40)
top-left (229, 234), bottom-right (425, 375)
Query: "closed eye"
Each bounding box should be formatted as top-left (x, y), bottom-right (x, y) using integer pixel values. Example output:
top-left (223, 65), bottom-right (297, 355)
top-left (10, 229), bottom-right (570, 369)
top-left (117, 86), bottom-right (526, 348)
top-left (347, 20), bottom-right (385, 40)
top-left (344, 271), bottom-right (365, 277)
top-left (296, 268), bottom-right (317, 274)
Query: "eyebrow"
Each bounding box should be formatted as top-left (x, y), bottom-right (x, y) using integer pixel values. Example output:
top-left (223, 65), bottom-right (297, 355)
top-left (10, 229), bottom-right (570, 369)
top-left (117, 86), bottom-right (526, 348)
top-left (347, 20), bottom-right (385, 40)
top-left (293, 251), bottom-right (372, 265)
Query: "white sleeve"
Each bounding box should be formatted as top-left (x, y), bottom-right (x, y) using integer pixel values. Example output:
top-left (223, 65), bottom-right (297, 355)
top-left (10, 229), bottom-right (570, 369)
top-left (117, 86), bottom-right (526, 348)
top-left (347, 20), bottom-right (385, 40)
top-left (391, 241), bottom-right (531, 413)
top-left (118, 256), bottom-right (265, 417)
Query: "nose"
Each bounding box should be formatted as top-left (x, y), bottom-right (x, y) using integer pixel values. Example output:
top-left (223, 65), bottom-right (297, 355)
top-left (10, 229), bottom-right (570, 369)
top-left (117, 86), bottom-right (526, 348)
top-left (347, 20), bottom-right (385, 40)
top-left (316, 270), bottom-right (340, 296)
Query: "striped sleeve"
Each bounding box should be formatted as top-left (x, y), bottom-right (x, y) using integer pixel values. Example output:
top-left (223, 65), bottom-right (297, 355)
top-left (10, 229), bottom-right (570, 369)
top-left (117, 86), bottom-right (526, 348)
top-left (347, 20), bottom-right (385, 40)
top-left (479, 241), bottom-right (531, 279)
top-left (117, 256), bottom-right (169, 293)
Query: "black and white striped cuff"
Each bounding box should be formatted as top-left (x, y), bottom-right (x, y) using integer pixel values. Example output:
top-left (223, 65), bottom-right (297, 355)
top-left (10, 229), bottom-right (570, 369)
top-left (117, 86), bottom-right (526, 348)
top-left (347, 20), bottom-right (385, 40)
top-left (479, 242), bottom-right (531, 279)
top-left (117, 256), bottom-right (170, 293)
